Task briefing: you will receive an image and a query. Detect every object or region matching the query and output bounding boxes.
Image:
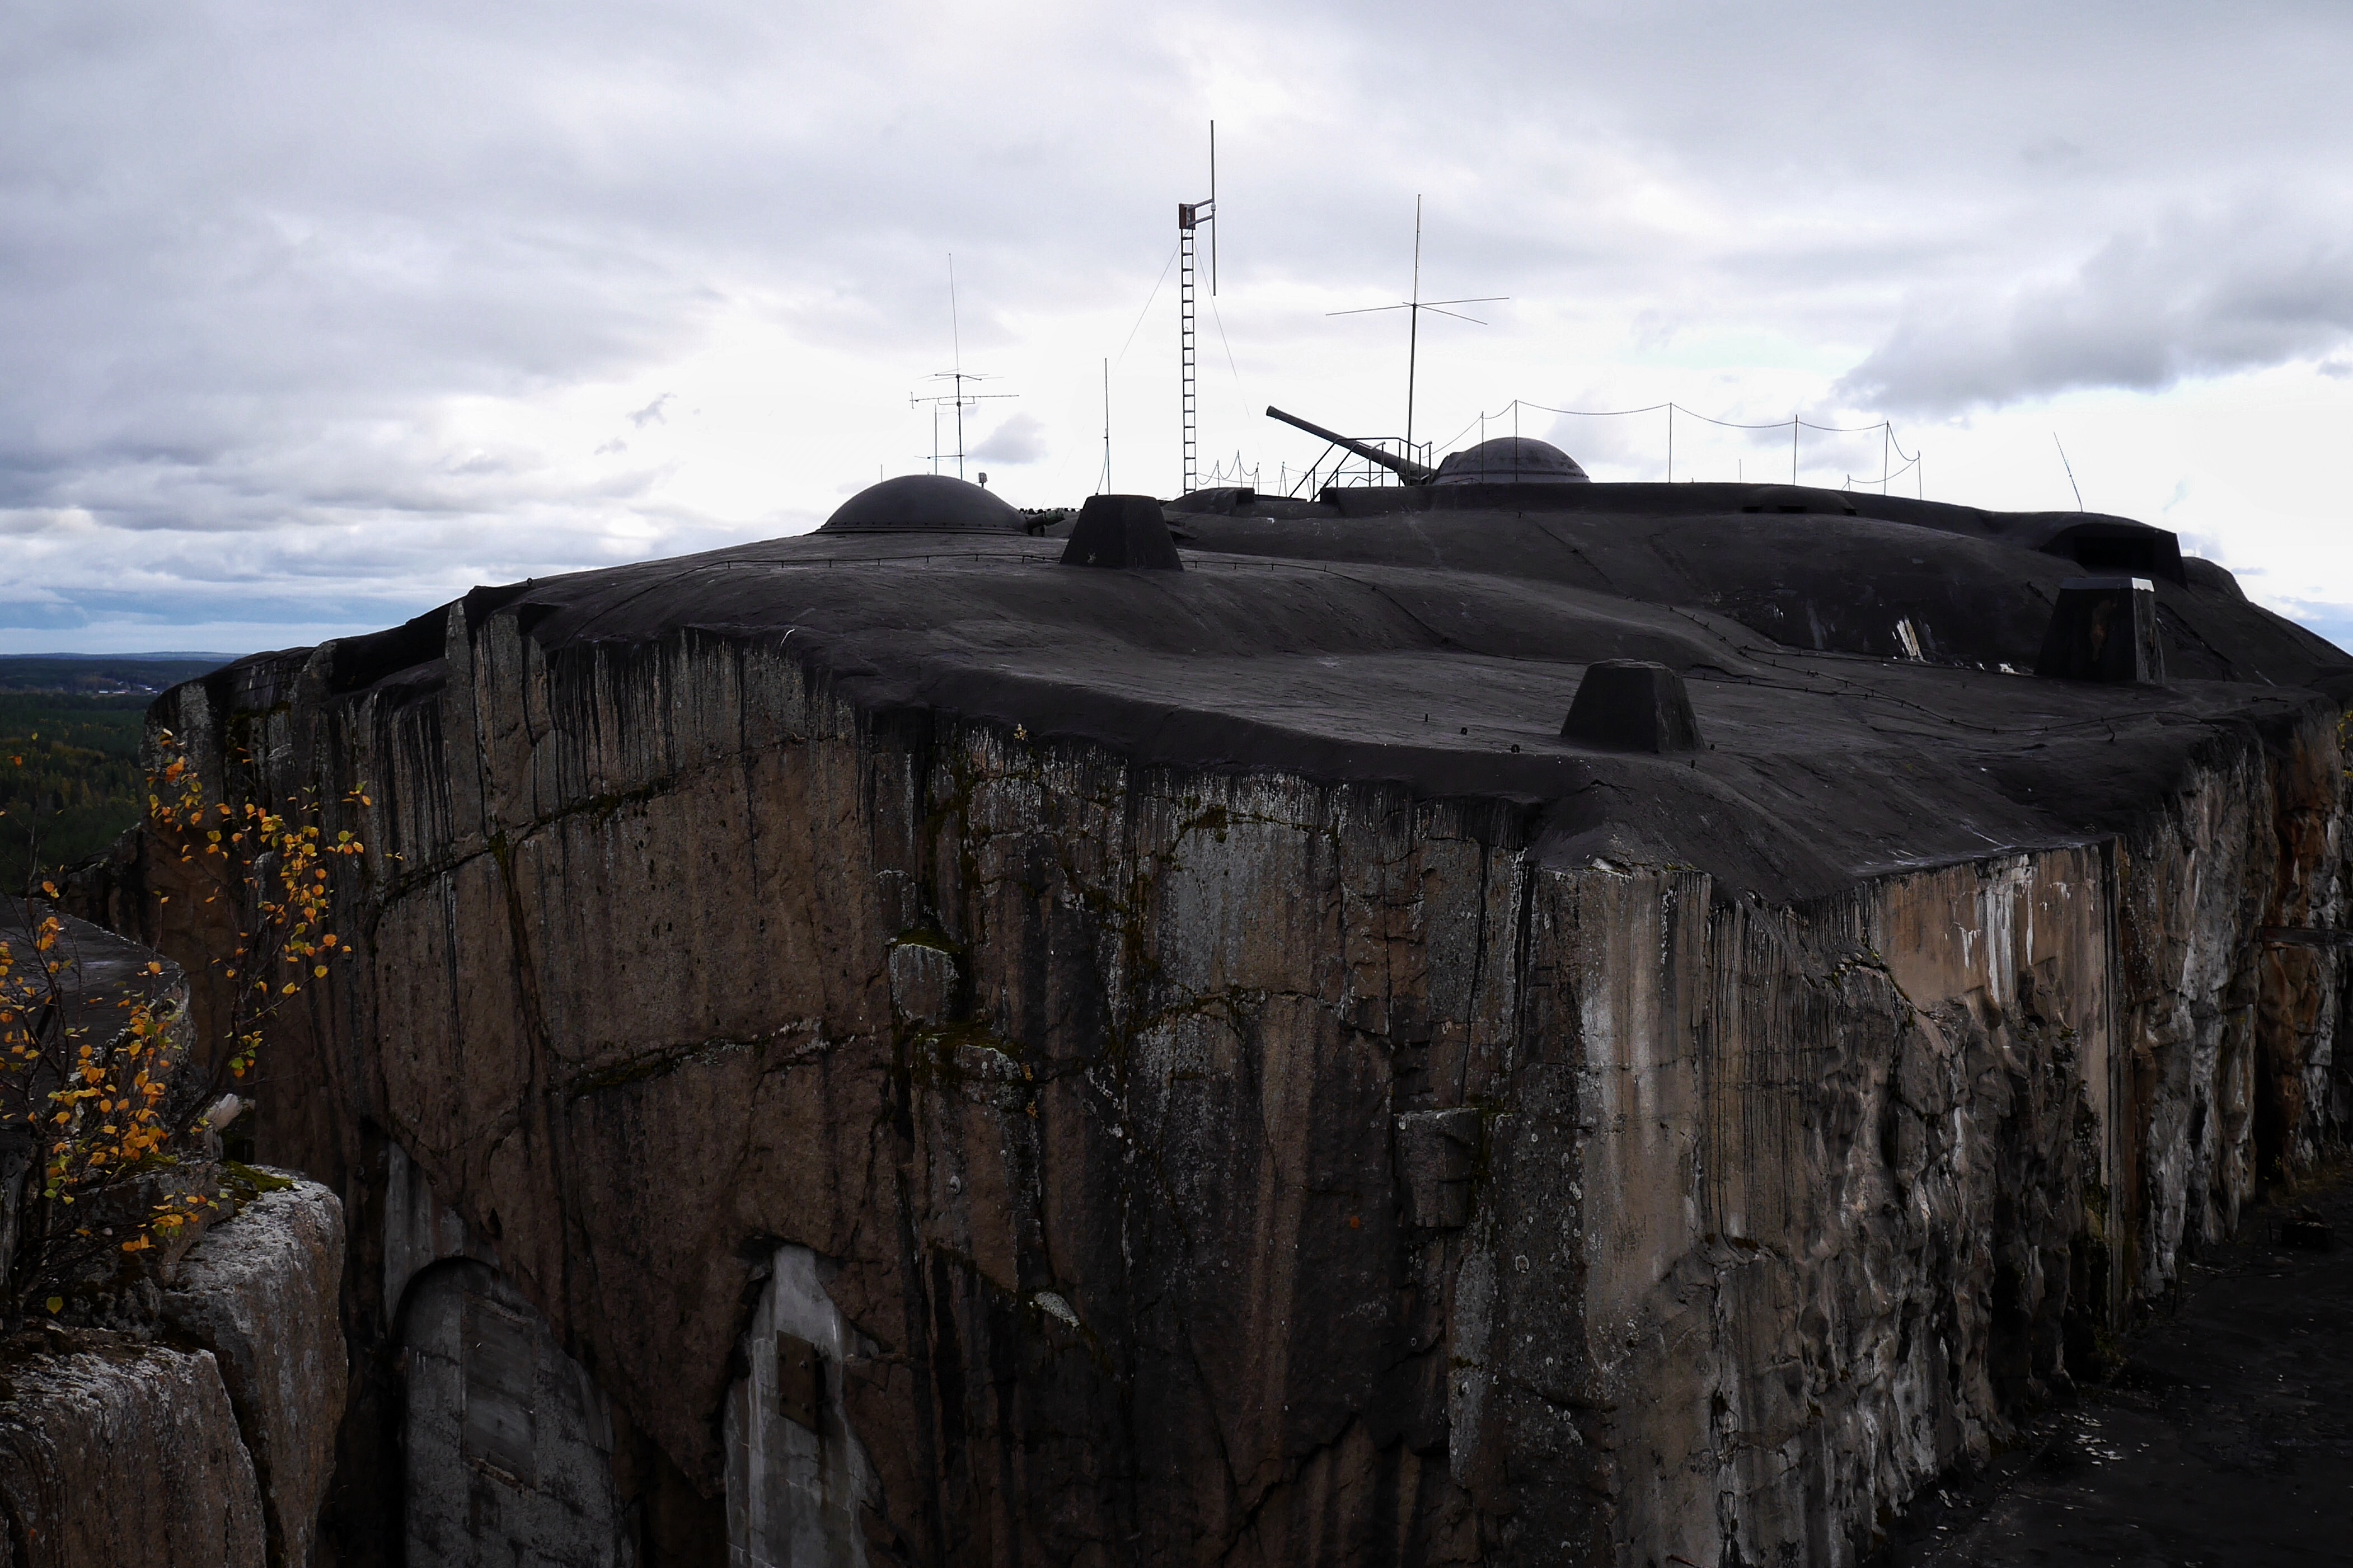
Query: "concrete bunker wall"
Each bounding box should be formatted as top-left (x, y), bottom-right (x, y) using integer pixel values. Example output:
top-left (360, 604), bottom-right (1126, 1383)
top-left (113, 613), bottom-right (2349, 1567)
top-left (724, 1243), bottom-right (878, 1567)
top-left (397, 1256), bottom-right (633, 1567)
top-left (382, 1149), bottom-right (880, 1568)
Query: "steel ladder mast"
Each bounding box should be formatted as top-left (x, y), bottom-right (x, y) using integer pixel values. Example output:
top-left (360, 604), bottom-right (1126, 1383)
top-left (1178, 124), bottom-right (1217, 497)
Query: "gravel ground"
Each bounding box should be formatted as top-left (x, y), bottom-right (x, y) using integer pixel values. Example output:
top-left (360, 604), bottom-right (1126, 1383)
top-left (1876, 1165), bottom-right (2353, 1567)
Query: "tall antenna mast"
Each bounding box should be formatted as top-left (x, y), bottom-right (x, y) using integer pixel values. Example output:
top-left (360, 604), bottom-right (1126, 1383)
top-left (1177, 121), bottom-right (1217, 496)
top-left (1329, 196), bottom-right (1503, 468)
top-left (910, 253), bottom-right (1014, 481)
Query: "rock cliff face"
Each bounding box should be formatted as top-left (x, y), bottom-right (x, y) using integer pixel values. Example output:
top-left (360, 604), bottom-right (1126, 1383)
top-left (0, 905), bottom-right (350, 1568)
top-left (0, 1177), bottom-right (346, 1568)
top-left (162, 1182), bottom-right (349, 1568)
top-left (0, 1341), bottom-right (266, 1568)
top-left (85, 479), bottom-right (2351, 1566)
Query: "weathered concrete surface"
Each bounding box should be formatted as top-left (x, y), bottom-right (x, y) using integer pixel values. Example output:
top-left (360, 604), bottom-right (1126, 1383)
top-left (382, 1141), bottom-right (719, 1566)
top-left (73, 487), bottom-right (2353, 1566)
top-left (0, 1340), bottom-right (265, 1567)
top-left (725, 1243), bottom-right (878, 1567)
top-left (400, 1256), bottom-right (634, 1567)
top-left (161, 1177), bottom-right (347, 1568)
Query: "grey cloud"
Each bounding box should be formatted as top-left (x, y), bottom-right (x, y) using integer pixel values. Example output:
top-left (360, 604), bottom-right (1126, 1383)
top-left (971, 411), bottom-right (1047, 464)
top-left (1839, 208), bottom-right (2353, 413)
top-left (9, 0), bottom-right (2353, 649)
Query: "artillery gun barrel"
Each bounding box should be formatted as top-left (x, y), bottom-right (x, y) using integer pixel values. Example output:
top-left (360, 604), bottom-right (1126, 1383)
top-left (1265, 406), bottom-right (1436, 485)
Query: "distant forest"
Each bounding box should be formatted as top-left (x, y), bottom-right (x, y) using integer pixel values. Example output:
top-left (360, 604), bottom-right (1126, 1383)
top-left (0, 658), bottom-right (228, 895)
top-left (0, 694), bottom-right (151, 893)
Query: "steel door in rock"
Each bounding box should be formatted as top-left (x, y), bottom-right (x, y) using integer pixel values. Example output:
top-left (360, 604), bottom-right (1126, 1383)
top-left (401, 1258), bottom-right (635, 1566)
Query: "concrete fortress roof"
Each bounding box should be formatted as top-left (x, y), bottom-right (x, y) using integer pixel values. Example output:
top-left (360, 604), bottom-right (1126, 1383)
top-left (263, 468), bottom-right (2351, 906)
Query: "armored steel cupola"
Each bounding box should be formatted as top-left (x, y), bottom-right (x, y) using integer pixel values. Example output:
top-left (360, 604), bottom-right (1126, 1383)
top-left (1431, 436), bottom-right (1589, 484)
top-left (818, 473), bottom-right (1027, 534)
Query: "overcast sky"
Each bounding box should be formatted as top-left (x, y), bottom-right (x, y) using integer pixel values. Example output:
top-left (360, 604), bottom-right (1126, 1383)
top-left (7, 1), bottom-right (2353, 654)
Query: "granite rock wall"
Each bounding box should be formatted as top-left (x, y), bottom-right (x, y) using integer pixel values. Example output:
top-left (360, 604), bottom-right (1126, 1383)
top-left (0, 1176), bottom-right (347, 1568)
top-left (96, 607), bottom-right (2349, 1566)
top-left (0, 1341), bottom-right (265, 1568)
top-left (161, 1180), bottom-right (349, 1568)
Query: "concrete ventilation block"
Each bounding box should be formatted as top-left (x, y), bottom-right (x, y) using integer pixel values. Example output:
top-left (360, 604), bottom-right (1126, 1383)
top-left (1560, 659), bottom-right (1703, 752)
top-left (1060, 494), bottom-right (1184, 570)
top-left (2035, 576), bottom-right (2164, 683)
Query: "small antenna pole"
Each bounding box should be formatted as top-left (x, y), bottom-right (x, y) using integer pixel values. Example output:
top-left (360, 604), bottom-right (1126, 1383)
top-left (1102, 358), bottom-right (1112, 494)
top-left (948, 256), bottom-right (965, 478)
top-left (1209, 120), bottom-right (1218, 295)
top-left (1791, 416), bottom-right (1799, 485)
top-left (2054, 433), bottom-right (2084, 510)
top-left (1405, 197), bottom-right (1424, 451)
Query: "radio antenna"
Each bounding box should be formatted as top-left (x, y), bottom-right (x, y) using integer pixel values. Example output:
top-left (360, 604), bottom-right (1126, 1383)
top-left (1328, 197), bottom-right (1503, 458)
top-left (909, 253), bottom-right (1014, 480)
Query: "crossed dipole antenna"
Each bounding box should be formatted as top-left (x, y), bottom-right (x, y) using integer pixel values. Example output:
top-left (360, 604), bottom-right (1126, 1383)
top-left (910, 253), bottom-right (1014, 480)
top-left (1329, 195), bottom-right (1504, 454)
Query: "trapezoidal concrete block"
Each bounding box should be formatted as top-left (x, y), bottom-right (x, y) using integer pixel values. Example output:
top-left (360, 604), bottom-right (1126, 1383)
top-left (1560, 659), bottom-right (1703, 752)
top-left (2035, 575), bottom-right (2165, 683)
top-left (1059, 495), bottom-right (1183, 570)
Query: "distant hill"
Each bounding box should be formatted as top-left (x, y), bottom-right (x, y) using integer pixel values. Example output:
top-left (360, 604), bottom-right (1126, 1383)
top-left (0, 654), bottom-right (234, 694)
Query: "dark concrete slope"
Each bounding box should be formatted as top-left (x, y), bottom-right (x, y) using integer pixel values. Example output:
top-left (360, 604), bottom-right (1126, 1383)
top-left (1171, 489), bottom-right (2346, 686)
top-left (231, 494), bottom-right (2352, 904)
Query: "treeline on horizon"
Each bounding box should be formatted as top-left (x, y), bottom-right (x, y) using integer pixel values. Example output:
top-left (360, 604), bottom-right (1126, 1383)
top-left (0, 655), bottom-right (227, 694)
